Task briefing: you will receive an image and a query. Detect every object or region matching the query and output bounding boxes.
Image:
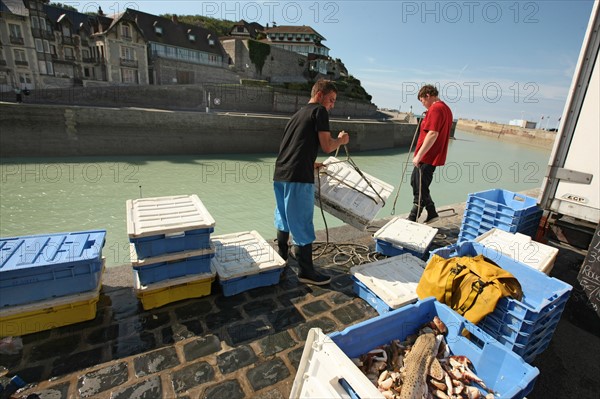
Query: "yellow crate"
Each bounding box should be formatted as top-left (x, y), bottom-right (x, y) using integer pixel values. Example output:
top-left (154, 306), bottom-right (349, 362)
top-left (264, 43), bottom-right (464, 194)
top-left (0, 285), bottom-right (99, 337)
top-left (133, 269), bottom-right (215, 310)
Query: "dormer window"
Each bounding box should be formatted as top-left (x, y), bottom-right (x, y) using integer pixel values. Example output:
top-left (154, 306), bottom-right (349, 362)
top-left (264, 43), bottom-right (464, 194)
top-left (187, 29), bottom-right (195, 42)
top-left (207, 34), bottom-right (215, 46)
top-left (122, 24), bottom-right (131, 39)
top-left (153, 21), bottom-right (162, 35)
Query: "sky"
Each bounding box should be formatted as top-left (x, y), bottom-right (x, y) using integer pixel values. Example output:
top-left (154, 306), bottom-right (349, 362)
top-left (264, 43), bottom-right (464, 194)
top-left (70, 0), bottom-right (596, 124)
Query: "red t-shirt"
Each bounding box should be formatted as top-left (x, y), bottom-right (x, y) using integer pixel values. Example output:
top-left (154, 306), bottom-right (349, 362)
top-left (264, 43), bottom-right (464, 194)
top-left (414, 101), bottom-right (453, 166)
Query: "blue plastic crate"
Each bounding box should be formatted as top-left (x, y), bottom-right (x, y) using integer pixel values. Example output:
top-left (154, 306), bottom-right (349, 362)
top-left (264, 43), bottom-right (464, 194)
top-left (462, 213), bottom-right (540, 235)
top-left (467, 189), bottom-right (540, 219)
top-left (329, 298), bottom-right (539, 399)
top-left (466, 199), bottom-right (543, 225)
top-left (351, 276), bottom-right (418, 315)
top-left (130, 227), bottom-right (214, 259)
top-left (489, 294), bottom-right (568, 335)
top-left (480, 309), bottom-right (562, 347)
top-left (430, 242), bottom-right (573, 325)
top-left (218, 268), bottom-right (283, 297)
top-left (0, 231), bottom-right (106, 307)
top-left (375, 239), bottom-right (429, 258)
top-left (133, 252), bottom-right (214, 286)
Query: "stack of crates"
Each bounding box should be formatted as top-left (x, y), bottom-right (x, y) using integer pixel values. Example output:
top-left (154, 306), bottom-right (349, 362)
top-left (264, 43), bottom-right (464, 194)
top-left (458, 189), bottom-right (543, 242)
top-left (126, 195), bottom-right (216, 310)
top-left (373, 217), bottom-right (438, 259)
top-left (0, 230), bottom-right (106, 337)
top-left (211, 231), bottom-right (286, 297)
top-left (430, 241), bottom-right (572, 363)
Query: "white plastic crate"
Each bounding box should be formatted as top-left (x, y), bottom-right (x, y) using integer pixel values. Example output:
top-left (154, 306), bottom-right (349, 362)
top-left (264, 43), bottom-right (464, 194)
top-left (475, 228), bottom-right (558, 275)
top-left (373, 217), bottom-right (438, 257)
top-left (351, 254), bottom-right (425, 314)
top-left (126, 194), bottom-right (216, 258)
top-left (211, 231), bottom-right (286, 296)
top-left (315, 157), bottom-right (394, 230)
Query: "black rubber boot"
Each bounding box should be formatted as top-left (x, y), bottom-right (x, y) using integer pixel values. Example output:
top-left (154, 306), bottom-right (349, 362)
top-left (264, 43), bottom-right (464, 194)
top-left (294, 244), bottom-right (331, 286)
top-left (407, 204), bottom-right (423, 222)
top-left (424, 205), bottom-right (439, 224)
top-left (276, 230), bottom-right (289, 261)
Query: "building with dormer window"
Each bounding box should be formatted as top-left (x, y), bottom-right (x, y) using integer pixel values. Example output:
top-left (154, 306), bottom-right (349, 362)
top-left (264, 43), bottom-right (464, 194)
top-left (229, 20), bottom-right (264, 39)
top-left (0, 0), bottom-right (36, 91)
top-left (263, 25), bottom-right (330, 74)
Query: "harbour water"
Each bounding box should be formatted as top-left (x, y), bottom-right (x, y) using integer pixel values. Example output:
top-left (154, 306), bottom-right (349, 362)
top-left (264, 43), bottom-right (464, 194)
top-left (0, 130), bottom-right (551, 268)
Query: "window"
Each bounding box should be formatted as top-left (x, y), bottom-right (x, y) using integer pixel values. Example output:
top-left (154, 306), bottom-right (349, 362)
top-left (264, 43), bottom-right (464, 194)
top-left (44, 40), bottom-right (50, 53)
top-left (82, 49), bottom-right (90, 59)
top-left (154, 25), bottom-right (163, 35)
top-left (62, 24), bottom-right (71, 37)
top-left (31, 16), bottom-right (40, 29)
top-left (46, 61), bottom-right (54, 75)
top-left (40, 18), bottom-right (47, 31)
top-left (18, 73), bottom-right (32, 84)
top-left (9, 24), bottom-right (22, 38)
top-left (38, 60), bottom-right (47, 74)
top-left (189, 34), bottom-right (196, 42)
top-left (14, 49), bottom-right (27, 62)
top-left (35, 38), bottom-right (44, 52)
top-left (121, 24), bottom-right (131, 39)
top-left (50, 45), bottom-right (57, 55)
top-left (64, 47), bottom-right (74, 59)
top-left (121, 68), bottom-right (137, 83)
top-left (121, 46), bottom-right (135, 60)
top-left (0, 73), bottom-right (7, 85)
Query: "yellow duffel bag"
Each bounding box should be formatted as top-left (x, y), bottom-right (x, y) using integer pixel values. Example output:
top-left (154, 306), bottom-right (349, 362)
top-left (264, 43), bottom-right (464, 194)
top-left (417, 254), bottom-right (523, 324)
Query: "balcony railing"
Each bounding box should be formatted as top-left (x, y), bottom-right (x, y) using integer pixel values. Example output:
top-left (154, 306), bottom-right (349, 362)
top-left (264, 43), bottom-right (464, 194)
top-left (10, 36), bottom-right (25, 45)
top-left (80, 39), bottom-right (89, 47)
top-left (122, 35), bottom-right (133, 42)
top-left (65, 55), bottom-right (76, 61)
top-left (15, 60), bottom-right (28, 66)
top-left (62, 36), bottom-right (73, 45)
top-left (32, 28), bottom-right (43, 38)
top-left (0, 59), bottom-right (7, 66)
top-left (82, 57), bottom-right (94, 63)
top-left (120, 58), bottom-right (138, 68)
top-left (44, 31), bottom-right (55, 41)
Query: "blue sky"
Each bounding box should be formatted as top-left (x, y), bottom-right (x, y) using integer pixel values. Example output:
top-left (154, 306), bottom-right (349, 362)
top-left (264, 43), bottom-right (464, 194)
top-left (71, 1), bottom-right (596, 124)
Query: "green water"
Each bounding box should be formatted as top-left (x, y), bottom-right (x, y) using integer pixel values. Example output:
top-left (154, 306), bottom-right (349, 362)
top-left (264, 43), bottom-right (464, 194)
top-left (0, 130), bottom-right (551, 267)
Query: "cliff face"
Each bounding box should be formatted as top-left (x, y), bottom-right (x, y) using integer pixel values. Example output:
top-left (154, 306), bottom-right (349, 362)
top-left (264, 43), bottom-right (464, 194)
top-left (457, 119), bottom-right (557, 149)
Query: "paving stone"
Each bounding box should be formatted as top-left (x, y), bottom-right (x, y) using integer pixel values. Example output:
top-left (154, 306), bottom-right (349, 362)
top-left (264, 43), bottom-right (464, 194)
top-left (111, 331), bottom-right (156, 359)
top-left (77, 362), bottom-right (128, 397)
top-left (214, 293), bottom-right (248, 310)
top-left (287, 346), bottom-right (305, 370)
top-left (332, 302), bottom-right (375, 325)
top-left (110, 375), bottom-right (162, 399)
top-left (171, 361), bottom-right (215, 393)
top-left (253, 388), bottom-right (286, 399)
top-left (258, 331), bottom-right (297, 356)
top-left (227, 319), bottom-right (272, 345)
top-left (246, 285), bottom-right (282, 299)
top-left (182, 334), bottom-right (222, 362)
top-left (134, 346), bottom-right (180, 377)
top-left (205, 308), bottom-right (244, 330)
top-left (301, 299), bottom-right (331, 317)
top-left (137, 311), bottom-right (172, 331)
top-left (278, 288), bottom-right (311, 306)
top-left (331, 274), bottom-right (356, 294)
top-left (329, 291), bottom-right (355, 305)
top-left (293, 317), bottom-right (337, 340)
top-left (243, 298), bottom-right (279, 317)
top-left (202, 379), bottom-right (245, 399)
top-left (30, 381), bottom-right (71, 399)
top-left (216, 345), bottom-right (257, 374)
top-left (307, 285), bottom-right (329, 297)
top-left (161, 320), bottom-right (204, 344)
top-left (51, 347), bottom-right (104, 377)
top-left (105, 288), bottom-right (141, 321)
top-left (246, 358), bottom-right (290, 391)
top-left (30, 335), bottom-right (81, 362)
top-left (87, 324), bottom-right (120, 345)
top-left (267, 307), bottom-right (305, 332)
top-left (174, 299), bottom-right (214, 321)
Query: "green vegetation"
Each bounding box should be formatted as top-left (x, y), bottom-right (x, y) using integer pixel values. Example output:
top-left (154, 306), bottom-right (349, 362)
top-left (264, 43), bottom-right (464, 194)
top-left (248, 40), bottom-right (270, 76)
top-left (49, 2), bottom-right (77, 11)
top-left (160, 14), bottom-right (234, 36)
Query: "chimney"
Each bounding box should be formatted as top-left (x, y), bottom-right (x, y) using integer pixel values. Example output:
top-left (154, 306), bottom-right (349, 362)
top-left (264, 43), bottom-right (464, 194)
top-left (172, 14), bottom-right (178, 24)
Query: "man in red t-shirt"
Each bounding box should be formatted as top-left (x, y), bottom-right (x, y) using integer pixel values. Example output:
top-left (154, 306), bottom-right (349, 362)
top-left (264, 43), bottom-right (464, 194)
top-left (408, 84), bottom-right (453, 224)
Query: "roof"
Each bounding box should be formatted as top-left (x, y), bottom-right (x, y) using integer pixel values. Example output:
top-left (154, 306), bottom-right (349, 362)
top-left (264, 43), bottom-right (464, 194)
top-left (43, 4), bottom-right (112, 35)
top-left (121, 8), bottom-right (225, 56)
top-left (264, 25), bottom-right (325, 40)
top-left (230, 19), bottom-right (264, 38)
top-left (0, 0), bottom-right (28, 16)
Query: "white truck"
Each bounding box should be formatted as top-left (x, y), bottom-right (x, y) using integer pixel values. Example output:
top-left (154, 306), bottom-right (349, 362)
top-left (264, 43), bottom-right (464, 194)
top-left (538, 0), bottom-right (600, 315)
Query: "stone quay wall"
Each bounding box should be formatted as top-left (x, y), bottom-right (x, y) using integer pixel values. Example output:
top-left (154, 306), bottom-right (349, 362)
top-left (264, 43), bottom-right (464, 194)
top-left (456, 119), bottom-right (557, 149)
top-left (0, 103), bottom-right (417, 157)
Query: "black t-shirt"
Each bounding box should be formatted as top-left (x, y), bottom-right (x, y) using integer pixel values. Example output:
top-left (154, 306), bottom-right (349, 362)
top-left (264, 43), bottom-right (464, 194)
top-left (273, 103), bottom-right (330, 183)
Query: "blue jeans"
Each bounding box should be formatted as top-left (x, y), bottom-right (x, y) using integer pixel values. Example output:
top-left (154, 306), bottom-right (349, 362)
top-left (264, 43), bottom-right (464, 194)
top-left (273, 181), bottom-right (315, 246)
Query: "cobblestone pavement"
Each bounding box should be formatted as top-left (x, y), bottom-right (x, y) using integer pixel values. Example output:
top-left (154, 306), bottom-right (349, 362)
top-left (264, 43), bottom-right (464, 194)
top-left (3, 192), bottom-right (599, 398)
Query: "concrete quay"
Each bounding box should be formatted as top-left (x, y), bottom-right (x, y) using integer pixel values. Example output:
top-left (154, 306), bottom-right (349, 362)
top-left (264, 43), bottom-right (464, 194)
top-left (2, 191), bottom-right (599, 399)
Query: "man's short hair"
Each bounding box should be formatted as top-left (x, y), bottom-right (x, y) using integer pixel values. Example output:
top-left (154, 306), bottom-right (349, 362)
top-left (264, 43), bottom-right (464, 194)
top-left (418, 84), bottom-right (439, 99)
top-left (311, 79), bottom-right (338, 97)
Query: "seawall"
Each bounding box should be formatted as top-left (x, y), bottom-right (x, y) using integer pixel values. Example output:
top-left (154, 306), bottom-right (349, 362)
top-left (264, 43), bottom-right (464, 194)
top-left (0, 103), bottom-right (419, 157)
top-left (456, 119), bottom-right (557, 149)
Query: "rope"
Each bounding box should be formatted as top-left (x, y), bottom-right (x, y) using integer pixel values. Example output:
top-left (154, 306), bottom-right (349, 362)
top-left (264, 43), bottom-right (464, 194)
top-left (391, 116), bottom-right (423, 215)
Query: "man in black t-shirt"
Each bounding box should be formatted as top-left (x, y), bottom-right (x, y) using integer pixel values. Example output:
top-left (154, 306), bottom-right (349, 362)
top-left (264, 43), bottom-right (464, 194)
top-left (273, 80), bottom-right (350, 285)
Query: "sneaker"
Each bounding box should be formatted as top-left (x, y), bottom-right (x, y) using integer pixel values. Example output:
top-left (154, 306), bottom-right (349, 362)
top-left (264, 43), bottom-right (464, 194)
top-left (298, 271), bottom-right (331, 286)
